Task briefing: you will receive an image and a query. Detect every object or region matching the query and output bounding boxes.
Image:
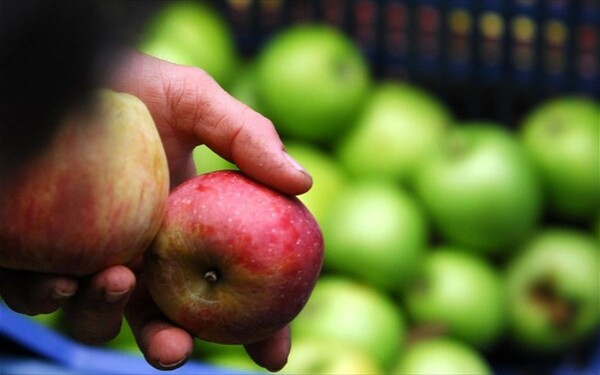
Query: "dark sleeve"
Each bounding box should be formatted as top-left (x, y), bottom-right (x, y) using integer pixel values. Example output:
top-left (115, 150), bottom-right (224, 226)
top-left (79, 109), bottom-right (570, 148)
top-left (0, 0), bottom-right (164, 177)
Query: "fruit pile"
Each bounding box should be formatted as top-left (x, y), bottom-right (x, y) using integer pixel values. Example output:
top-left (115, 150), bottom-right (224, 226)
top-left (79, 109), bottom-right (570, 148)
top-left (28, 2), bottom-right (599, 374)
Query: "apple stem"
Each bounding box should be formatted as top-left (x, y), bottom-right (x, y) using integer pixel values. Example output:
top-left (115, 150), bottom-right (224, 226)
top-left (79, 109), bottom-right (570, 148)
top-left (204, 269), bottom-right (220, 283)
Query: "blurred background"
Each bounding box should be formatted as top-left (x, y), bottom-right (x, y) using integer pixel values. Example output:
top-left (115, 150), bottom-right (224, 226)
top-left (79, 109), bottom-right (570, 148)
top-left (2, 1), bottom-right (598, 374)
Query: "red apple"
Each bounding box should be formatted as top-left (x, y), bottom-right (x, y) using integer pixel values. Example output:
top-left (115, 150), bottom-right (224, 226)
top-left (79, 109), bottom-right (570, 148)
top-left (144, 170), bottom-right (324, 345)
top-left (0, 90), bottom-right (169, 275)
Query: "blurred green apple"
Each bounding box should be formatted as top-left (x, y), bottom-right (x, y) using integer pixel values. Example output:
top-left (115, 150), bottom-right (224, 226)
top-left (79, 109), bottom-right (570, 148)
top-left (285, 142), bottom-right (348, 225)
top-left (139, 1), bottom-right (238, 89)
top-left (105, 318), bottom-right (141, 355)
top-left (291, 276), bottom-right (406, 371)
top-left (29, 310), bottom-right (66, 332)
top-left (414, 123), bottom-right (542, 255)
top-left (403, 247), bottom-right (506, 349)
top-left (392, 338), bottom-right (492, 375)
top-left (281, 338), bottom-right (383, 375)
top-left (256, 24), bottom-right (371, 142)
top-left (193, 339), bottom-right (247, 360)
top-left (321, 179), bottom-right (428, 292)
top-left (337, 81), bottom-right (453, 183)
top-left (192, 145), bottom-right (237, 175)
top-left (520, 96), bottom-right (599, 222)
top-left (505, 228), bottom-right (600, 353)
top-left (228, 61), bottom-right (263, 113)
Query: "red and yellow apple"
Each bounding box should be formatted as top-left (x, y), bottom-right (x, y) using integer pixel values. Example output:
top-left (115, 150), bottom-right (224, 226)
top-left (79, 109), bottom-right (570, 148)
top-left (144, 170), bottom-right (324, 345)
top-left (0, 89), bottom-right (169, 275)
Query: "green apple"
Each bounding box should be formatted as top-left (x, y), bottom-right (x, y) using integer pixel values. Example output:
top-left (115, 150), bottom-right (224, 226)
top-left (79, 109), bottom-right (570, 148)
top-left (29, 310), bottom-right (66, 332)
top-left (139, 1), bottom-right (238, 89)
top-left (520, 96), bottom-right (599, 222)
top-left (285, 142), bottom-right (348, 225)
top-left (105, 318), bottom-right (141, 355)
top-left (505, 228), bottom-right (600, 352)
top-left (192, 145), bottom-right (237, 175)
top-left (228, 61), bottom-right (263, 113)
top-left (321, 179), bottom-right (428, 292)
top-left (413, 123), bottom-right (542, 254)
top-left (291, 276), bottom-right (406, 370)
top-left (193, 339), bottom-right (247, 360)
top-left (256, 24), bottom-right (371, 142)
top-left (281, 338), bottom-right (383, 375)
top-left (402, 247), bottom-right (506, 349)
top-left (392, 338), bottom-right (492, 375)
top-left (337, 81), bottom-right (453, 183)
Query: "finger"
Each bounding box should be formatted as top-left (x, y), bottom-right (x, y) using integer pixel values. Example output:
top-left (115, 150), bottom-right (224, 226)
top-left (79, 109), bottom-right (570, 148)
top-left (63, 265), bottom-right (135, 344)
top-left (244, 325), bottom-right (291, 372)
top-left (0, 268), bottom-right (77, 315)
top-left (109, 52), bottom-right (312, 194)
top-left (176, 69), bottom-right (313, 195)
top-left (125, 276), bottom-right (194, 370)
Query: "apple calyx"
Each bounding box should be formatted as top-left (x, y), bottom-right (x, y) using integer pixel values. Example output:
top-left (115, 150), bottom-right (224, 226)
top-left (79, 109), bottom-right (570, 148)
top-left (444, 132), bottom-right (471, 161)
top-left (544, 116), bottom-right (565, 138)
top-left (204, 269), bottom-right (220, 283)
top-left (528, 276), bottom-right (578, 331)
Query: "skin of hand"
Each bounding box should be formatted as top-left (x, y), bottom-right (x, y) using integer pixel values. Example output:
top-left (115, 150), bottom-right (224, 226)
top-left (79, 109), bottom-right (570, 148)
top-left (0, 51), bottom-right (312, 372)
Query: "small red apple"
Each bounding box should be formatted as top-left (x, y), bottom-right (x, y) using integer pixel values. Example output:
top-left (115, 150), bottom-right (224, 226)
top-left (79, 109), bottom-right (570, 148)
top-left (0, 90), bottom-right (169, 275)
top-left (144, 170), bottom-right (324, 345)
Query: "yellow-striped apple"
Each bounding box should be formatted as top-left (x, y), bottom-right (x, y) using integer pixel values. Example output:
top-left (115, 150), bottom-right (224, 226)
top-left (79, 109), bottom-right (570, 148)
top-left (0, 90), bottom-right (169, 275)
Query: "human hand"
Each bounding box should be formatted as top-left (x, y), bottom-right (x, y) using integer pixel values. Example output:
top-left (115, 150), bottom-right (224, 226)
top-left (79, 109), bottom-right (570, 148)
top-left (109, 51), bottom-right (311, 372)
top-left (0, 50), bottom-right (310, 372)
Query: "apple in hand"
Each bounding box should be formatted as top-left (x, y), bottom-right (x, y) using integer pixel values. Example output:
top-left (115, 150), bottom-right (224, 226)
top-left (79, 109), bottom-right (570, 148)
top-left (520, 96), bottom-right (599, 222)
top-left (505, 228), bottom-right (600, 353)
top-left (0, 90), bottom-right (169, 275)
top-left (413, 123), bottom-right (542, 254)
top-left (144, 170), bottom-right (324, 345)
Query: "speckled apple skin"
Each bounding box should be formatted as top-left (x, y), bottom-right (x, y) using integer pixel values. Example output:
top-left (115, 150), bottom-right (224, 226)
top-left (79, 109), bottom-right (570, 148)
top-left (145, 170), bottom-right (324, 345)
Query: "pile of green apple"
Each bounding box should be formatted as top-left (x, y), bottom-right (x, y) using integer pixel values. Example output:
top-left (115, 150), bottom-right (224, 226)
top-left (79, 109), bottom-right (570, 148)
top-left (28, 2), bottom-right (599, 374)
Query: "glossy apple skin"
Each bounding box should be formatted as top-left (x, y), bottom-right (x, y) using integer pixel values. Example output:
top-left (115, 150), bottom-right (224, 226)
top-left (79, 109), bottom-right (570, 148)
top-left (144, 170), bottom-right (324, 345)
top-left (0, 90), bottom-right (169, 275)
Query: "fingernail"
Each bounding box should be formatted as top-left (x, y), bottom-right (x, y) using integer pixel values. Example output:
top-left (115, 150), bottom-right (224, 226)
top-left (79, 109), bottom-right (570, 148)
top-left (51, 288), bottom-right (76, 301)
top-left (284, 152), bottom-right (310, 177)
top-left (158, 356), bottom-right (188, 370)
top-left (104, 289), bottom-right (129, 304)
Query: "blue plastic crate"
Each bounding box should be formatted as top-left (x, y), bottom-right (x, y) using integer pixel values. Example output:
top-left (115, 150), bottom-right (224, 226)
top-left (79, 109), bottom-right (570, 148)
top-left (0, 305), bottom-right (262, 375)
top-left (213, 0), bottom-right (599, 124)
